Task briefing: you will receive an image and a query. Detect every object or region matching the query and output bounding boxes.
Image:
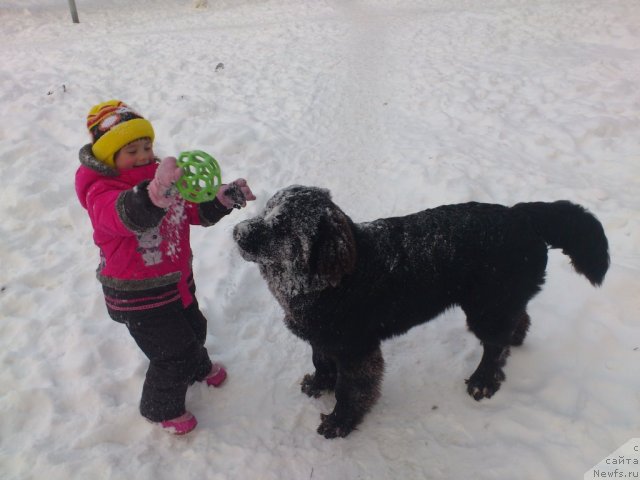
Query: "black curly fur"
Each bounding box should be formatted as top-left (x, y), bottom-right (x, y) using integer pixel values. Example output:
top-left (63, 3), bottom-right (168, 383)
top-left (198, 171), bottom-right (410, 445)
top-left (233, 185), bottom-right (609, 438)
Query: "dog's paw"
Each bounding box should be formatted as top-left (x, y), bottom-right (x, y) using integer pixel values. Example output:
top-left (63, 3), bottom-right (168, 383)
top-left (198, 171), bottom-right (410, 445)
top-left (465, 369), bottom-right (506, 401)
top-left (301, 374), bottom-right (324, 398)
top-left (301, 373), bottom-right (335, 398)
top-left (317, 413), bottom-right (355, 439)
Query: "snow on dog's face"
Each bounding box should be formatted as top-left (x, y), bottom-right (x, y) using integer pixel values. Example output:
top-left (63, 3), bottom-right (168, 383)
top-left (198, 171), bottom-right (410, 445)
top-left (233, 185), bottom-right (357, 297)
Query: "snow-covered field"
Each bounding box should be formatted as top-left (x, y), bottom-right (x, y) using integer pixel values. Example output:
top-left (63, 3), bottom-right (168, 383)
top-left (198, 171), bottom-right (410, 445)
top-left (1, 1), bottom-right (639, 478)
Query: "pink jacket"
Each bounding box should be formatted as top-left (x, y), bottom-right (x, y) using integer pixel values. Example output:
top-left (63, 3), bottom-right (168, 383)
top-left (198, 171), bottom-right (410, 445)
top-left (75, 145), bottom-right (230, 307)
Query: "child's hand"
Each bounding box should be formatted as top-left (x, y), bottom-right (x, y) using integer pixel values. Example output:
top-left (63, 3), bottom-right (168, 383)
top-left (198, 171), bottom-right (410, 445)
top-left (216, 178), bottom-right (256, 209)
top-left (148, 157), bottom-right (183, 209)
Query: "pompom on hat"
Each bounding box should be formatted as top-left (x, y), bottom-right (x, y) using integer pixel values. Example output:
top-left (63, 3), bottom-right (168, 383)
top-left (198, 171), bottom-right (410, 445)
top-left (87, 100), bottom-right (155, 167)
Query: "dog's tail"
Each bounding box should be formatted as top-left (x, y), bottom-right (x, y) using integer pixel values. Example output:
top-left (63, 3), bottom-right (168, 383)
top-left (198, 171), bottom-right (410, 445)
top-left (514, 201), bottom-right (609, 286)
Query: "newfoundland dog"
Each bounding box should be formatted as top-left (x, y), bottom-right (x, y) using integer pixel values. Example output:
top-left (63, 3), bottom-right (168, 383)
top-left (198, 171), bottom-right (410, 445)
top-left (233, 185), bottom-right (609, 438)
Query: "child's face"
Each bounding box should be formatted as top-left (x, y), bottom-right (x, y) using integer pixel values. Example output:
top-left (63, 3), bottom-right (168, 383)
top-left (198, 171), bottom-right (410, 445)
top-left (115, 138), bottom-right (154, 170)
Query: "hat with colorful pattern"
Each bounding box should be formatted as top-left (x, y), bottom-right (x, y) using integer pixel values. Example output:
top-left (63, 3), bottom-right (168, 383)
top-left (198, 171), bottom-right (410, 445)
top-left (87, 100), bottom-right (155, 167)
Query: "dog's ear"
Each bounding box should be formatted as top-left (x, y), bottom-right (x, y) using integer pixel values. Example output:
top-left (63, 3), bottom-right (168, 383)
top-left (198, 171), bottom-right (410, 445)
top-left (310, 207), bottom-right (357, 287)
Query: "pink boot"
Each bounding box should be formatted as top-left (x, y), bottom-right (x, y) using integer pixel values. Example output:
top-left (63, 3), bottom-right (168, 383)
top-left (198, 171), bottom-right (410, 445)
top-left (205, 363), bottom-right (227, 387)
top-left (159, 411), bottom-right (197, 435)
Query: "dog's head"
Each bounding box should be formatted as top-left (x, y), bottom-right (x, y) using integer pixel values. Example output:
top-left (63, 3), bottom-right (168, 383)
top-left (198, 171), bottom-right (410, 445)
top-left (233, 185), bottom-right (357, 293)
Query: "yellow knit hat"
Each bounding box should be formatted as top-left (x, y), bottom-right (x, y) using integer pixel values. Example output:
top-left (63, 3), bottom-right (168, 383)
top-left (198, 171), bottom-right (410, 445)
top-left (87, 100), bottom-right (155, 167)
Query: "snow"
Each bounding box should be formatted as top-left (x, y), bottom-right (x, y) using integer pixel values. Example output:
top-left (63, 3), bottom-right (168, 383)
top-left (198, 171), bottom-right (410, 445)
top-left (1, 0), bottom-right (639, 478)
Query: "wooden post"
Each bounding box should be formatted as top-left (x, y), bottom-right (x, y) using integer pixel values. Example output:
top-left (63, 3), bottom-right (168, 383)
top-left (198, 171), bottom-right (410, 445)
top-left (68, 0), bottom-right (79, 23)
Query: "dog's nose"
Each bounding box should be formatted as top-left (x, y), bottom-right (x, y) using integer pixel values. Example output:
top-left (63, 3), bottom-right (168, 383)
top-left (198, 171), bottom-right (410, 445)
top-left (233, 219), bottom-right (259, 247)
top-left (232, 220), bottom-right (263, 262)
top-left (232, 222), bottom-right (247, 242)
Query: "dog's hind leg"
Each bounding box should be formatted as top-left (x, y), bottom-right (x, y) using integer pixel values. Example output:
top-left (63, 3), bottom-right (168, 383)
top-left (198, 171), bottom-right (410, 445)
top-left (317, 347), bottom-right (385, 439)
top-left (301, 347), bottom-right (338, 398)
top-left (510, 310), bottom-right (531, 347)
top-left (464, 308), bottom-right (521, 401)
top-left (465, 310), bottom-right (530, 400)
top-left (465, 342), bottom-right (511, 401)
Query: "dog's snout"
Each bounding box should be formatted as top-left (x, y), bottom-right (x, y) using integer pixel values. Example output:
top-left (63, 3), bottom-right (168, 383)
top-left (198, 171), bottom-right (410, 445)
top-left (232, 220), bottom-right (251, 243)
top-left (233, 218), bottom-right (270, 262)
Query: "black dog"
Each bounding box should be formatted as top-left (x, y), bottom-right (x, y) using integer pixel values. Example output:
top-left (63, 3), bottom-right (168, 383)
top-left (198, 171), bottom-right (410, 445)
top-left (233, 185), bottom-right (609, 438)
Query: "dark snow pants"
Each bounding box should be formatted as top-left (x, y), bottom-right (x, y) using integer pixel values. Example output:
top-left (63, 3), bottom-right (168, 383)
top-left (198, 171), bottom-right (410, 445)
top-left (104, 284), bottom-right (213, 422)
top-left (126, 300), bottom-right (213, 421)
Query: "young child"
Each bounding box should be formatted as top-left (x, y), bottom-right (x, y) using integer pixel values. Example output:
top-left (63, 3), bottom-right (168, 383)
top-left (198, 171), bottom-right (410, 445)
top-left (75, 100), bottom-right (256, 435)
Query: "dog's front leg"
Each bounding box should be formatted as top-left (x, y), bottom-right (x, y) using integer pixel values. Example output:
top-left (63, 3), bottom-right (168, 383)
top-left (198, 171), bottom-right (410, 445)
top-left (317, 347), bottom-right (385, 439)
top-left (301, 346), bottom-right (337, 398)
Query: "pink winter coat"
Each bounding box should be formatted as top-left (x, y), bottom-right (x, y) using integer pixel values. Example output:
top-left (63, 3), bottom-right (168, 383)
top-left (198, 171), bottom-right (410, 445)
top-left (75, 145), bottom-right (230, 307)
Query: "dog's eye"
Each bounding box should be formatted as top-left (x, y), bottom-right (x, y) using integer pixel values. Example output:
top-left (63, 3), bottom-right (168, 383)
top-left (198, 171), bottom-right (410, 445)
top-left (264, 211), bottom-right (281, 227)
top-left (267, 217), bottom-right (292, 238)
top-left (269, 217), bottom-right (285, 231)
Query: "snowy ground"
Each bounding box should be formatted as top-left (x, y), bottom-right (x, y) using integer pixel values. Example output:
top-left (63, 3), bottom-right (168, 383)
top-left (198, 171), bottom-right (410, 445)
top-left (1, 0), bottom-right (639, 479)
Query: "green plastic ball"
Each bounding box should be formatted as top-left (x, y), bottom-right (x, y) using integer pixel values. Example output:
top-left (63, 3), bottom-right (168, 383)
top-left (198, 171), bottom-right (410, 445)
top-left (175, 150), bottom-right (222, 203)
